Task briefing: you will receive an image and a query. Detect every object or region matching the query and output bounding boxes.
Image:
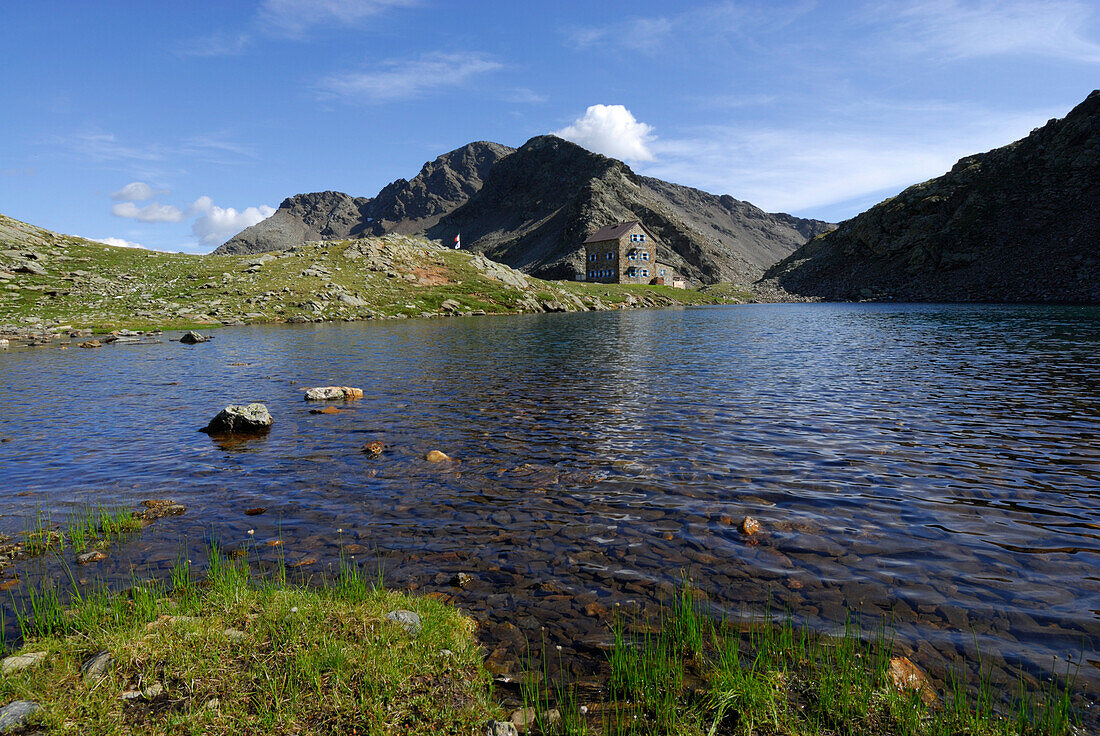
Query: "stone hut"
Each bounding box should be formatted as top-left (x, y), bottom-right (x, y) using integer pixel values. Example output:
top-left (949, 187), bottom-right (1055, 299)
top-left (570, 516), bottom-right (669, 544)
top-left (583, 220), bottom-right (677, 285)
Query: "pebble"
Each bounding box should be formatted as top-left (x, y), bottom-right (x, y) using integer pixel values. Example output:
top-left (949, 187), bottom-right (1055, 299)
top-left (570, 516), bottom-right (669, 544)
top-left (1, 651), bottom-right (47, 674)
top-left (0, 700), bottom-right (40, 733)
top-left (385, 610), bottom-right (422, 637)
top-left (76, 550), bottom-right (106, 565)
top-left (361, 440), bottom-right (385, 456)
top-left (741, 516), bottom-right (763, 535)
top-left (80, 650), bottom-right (114, 682)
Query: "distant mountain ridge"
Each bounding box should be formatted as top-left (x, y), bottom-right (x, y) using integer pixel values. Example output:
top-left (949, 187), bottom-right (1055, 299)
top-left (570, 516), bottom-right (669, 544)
top-left (761, 90), bottom-right (1100, 302)
top-left (217, 136), bottom-right (832, 286)
top-left (216, 141), bottom-right (514, 256)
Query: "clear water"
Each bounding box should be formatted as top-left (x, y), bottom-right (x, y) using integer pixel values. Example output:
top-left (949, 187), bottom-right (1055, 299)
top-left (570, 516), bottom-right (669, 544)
top-left (1, 303), bottom-right (1097, 712)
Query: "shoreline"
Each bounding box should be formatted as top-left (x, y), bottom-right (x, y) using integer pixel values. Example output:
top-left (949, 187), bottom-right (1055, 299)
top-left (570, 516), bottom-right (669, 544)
top-left (0, 551), bottom-right (1081, 736)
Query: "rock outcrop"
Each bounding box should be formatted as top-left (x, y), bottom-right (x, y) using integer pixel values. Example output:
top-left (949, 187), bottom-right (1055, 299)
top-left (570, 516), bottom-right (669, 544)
top-left (216, 142), bottom-right (514, 255)
top-left (217, 136), bottom-right (831, 286)
top-left (761, 90), bottom-right (1100, 302)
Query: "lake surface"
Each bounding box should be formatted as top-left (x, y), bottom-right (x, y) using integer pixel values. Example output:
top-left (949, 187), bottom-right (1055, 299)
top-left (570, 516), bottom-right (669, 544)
top-left (1, 303), bottom-right (1097, 713)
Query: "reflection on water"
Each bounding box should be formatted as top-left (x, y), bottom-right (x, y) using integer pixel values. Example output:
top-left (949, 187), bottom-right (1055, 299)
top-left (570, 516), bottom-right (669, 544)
top-left (0, 303), bottom-right (1097, 709)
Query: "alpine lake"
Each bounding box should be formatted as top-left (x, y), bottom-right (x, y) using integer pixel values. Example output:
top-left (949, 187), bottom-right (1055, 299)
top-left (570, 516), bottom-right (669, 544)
top-left (0, 303), bottom-right (1097, 721)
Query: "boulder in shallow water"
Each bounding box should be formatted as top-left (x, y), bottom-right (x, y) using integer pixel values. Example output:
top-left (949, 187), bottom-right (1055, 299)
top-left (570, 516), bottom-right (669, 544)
top-left (303, 386), bottom-right (363, 401)
top-left (179, 330), bottom-right (208, 344)
top-left (79, 340), bottom-right (101, 349)
top-left (425, 450), bottom-right (452, 463)
top-left (202, 403), bottom-right (273, 434)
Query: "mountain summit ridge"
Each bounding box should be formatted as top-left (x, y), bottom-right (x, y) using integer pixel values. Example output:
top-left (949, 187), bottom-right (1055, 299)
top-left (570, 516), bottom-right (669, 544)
top-left (216, 136), bottom-right (832, 286)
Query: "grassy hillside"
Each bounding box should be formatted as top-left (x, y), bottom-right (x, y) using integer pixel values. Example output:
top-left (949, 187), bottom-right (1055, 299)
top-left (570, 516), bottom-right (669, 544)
top-left (0, 214), bottom-right (751, 335)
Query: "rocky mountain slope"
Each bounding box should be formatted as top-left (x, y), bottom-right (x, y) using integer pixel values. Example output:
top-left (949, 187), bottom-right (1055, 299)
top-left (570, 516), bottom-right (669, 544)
top-left (217, 136), bottom-right (831, 286)
top-left (428, 135), bottom-right (833, 285)
top-left (761, 90), bottom-right (1100, 302)
top-left (216, 141), bottom-right (514, 255)
top-left (0, 213), bottom-right (746, 340)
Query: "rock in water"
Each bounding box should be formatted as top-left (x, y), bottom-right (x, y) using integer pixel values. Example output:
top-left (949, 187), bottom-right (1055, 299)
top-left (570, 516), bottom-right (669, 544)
top-left (76, 550), bottom-right (106, 565)
top-left (361, 440), bottom-right (385, 456)
top-left (425, 450), bottom-right (451, 462)
top-left (384, 609), bottom-right (422, 637)
top-left (303, 386), bottom-right (363, 401)
top-left (179, 330), bottom-right (208, 344)
top-left (741, 516), bottom-right (762, 535)
top-left (0, 700), bottom-right (40, 733)
top-left (79, 340), bottom-right (101, 348)
top-left (202, 403), bottom-right (273, 434)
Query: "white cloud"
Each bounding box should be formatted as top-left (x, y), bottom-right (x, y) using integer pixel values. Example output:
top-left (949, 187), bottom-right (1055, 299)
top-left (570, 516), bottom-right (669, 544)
top-left (176, 32), bottom-right (251, 57)
top-left (640, 103), bottom-right (1065, 216)
top-left (92, 237), bottom-right (145, 249)
top-left (553, 104), bottom-right (656, 162)
top-left (190, 196), bottom-right (276, 246)
top-left (111, 201), bottom-right (186, 223)
top-left (871, 0), bottom-right (1100, 63)
top-left (111, 181), bottom-right (168, 201)
top-left (319, 52), bottom-right (503, 103)
top-left (259, 0), bottom-right (417, 37)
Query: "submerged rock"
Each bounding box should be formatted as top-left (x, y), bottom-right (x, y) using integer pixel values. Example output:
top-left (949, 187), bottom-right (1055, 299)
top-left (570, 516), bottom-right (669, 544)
top-left (76, 550), bottom-right (107, 565)
top-left (304, 386), bottom-right (363, 401)
top-left (741, 516), bottom-right (762, 535)
top-left (202, 403), bottom-right (273, 434)
top-left (425, 450), bottom-right (452, 463)
top-left (361, 440), bottom-right (385, 456)
top-left (138, 499), bottom-right (187, 520)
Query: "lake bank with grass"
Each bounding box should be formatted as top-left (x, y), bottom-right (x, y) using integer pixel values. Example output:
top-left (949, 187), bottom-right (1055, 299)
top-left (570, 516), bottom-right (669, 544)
top-left (1, 299), bottom-right (1096, 733)
top-left (0, 554), bottom-right (1079, 735)
top-left (0, 213), bottom-right (748, 341)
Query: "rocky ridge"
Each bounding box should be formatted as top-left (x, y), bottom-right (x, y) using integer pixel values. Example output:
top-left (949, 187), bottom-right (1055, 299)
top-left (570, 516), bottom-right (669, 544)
top-left (216, 141), bottom-right (514, 256)
top-left (216, 136), bottom-right (832, 287)
top-left (761, 90), bottom-right (1100, 302)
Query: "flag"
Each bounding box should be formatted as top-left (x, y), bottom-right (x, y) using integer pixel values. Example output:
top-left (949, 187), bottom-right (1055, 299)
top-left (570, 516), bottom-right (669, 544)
top-left (454, 234), bottom-right (461, 249)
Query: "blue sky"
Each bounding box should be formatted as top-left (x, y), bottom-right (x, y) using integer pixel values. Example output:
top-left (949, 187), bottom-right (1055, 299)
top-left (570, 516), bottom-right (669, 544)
top-left (1, 0), bottom-right (1097, 253)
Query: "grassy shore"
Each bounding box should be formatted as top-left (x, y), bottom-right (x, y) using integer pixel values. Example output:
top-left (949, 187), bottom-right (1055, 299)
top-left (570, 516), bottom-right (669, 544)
top-left (0, 213), bottom-right (752, 334)
top-left (1, 550), bottom-right (499, 734)
top-left (1, 552), bottom-right (1079, 736)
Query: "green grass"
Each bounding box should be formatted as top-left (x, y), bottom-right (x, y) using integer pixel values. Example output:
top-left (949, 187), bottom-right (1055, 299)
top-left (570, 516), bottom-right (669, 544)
top-left (0, 212), bottom-right (744, 333)
top-left (516, 584), bottom-right (1079, 736)
top-left (20, 505), bottom-right (144, 557)
top-left (2, 546), bottom-right (500, 735)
